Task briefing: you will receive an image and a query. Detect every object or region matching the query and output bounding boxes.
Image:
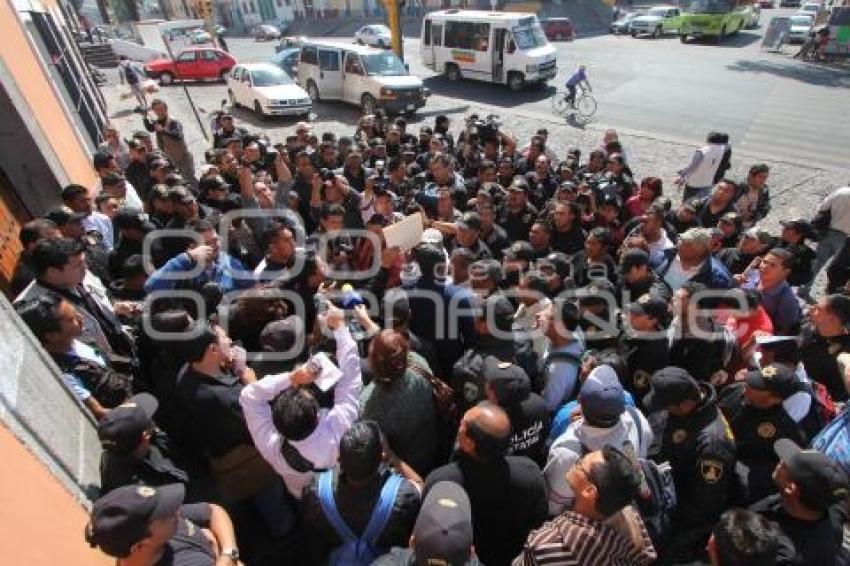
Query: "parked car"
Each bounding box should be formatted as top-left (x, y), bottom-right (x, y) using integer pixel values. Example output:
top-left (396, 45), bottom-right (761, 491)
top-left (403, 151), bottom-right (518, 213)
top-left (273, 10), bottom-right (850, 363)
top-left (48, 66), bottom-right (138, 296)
top-left (144, 48), bottom-right (236, 85)
top-left (610, 12), bottom-right (641, 34)
top-left (271, 47), bottom-right (300, 77)
top-left (275, 35), bottom-right (308, 53)
top-left (788, 13), bottom-right (815, 42)
top-left (298, 40), bottom-right (428, 115)
top-left (189, 29), bottom-right (212, 44)
top-left (540, 17), bottom-right (576, 40)
top-left (780, 0), bottom-right (801, 7)
top-left (630, 6), bottom-right (682, 37)
top-left (747, 4), bottom-right (761, 27)
top-left (355, 24), bottom-right (392, 48)
top-left (227, 63), bottom-right (311, 119)
top-left (758, 0), bottom-right (773, 7)
top-left (798, 2), bottom-right (823, 20)
top-left (253, 24), bottom-right (282, 42)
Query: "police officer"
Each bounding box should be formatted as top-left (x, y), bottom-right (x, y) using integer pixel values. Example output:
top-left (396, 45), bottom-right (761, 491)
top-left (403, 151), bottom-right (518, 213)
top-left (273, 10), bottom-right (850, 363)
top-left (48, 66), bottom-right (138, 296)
top-left (722, 364), bottom-right (809, 505)
top-left (452, 294), bottom-right (521, 413)
top-left (109, 208), bottom-right (156, 281)
top-left (645, 366), bottom-right (737, 563)
top-left (97, 393), bottom-right (190, 495)
top-left (481, 356), bottom-right (549, 467)
top-left (621, 294), bottom-right (670, 406)
top-left (615, 249), bottom-right (673, 306)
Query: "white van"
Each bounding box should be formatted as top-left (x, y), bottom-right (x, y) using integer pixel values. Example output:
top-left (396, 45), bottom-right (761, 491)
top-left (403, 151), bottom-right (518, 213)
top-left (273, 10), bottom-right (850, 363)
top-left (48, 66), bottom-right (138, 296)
top-left (297, 40), bottom-right (429, 115)
top-left (421, 10), bottom-right (557, 91)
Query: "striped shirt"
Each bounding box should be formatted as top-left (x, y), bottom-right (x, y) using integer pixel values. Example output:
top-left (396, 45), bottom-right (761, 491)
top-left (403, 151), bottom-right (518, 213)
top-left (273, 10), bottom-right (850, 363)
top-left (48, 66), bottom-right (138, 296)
top-left (513, 509), bottom-right (656, 566)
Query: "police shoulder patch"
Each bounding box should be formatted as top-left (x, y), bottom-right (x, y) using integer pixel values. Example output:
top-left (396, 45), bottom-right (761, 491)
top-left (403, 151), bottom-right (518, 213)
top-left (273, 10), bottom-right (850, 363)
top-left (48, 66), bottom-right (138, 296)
top-left (757, 422), bottom-right (777, 439)
top-left (671, 429), bottom-right (688, 444)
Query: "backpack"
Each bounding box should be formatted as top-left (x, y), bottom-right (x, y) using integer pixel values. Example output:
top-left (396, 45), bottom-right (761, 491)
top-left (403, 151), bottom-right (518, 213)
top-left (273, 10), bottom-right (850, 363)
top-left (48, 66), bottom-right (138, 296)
top-left (318, 469), bottom-right (404, 566)
top-left (812, 405), bottom-right (850, 476)
top-left (530, 349), bottom-right (583, 403)
top-left (625, 406), bottom-right (677, 552)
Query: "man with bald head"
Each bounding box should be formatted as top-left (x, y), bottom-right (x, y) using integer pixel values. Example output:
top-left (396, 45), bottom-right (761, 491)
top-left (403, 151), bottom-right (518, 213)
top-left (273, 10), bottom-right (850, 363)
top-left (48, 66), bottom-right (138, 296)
top-left (424, 402), bottom-right (547, 565)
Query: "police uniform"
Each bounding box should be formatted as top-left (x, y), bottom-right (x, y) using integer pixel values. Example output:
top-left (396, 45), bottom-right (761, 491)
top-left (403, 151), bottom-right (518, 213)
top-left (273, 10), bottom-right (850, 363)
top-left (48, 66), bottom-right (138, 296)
top-left (499, 202), bottom-right (538, 243)
top-left (647, 370), bottom-right (737, 563)
top-left (722, 366), bottom-right (809, 505)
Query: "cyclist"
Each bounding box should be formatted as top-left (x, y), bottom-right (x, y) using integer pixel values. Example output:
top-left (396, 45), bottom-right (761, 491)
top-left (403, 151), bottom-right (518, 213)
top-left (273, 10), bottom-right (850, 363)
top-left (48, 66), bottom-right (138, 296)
top-left (565, 65), bottom-right (591, 108)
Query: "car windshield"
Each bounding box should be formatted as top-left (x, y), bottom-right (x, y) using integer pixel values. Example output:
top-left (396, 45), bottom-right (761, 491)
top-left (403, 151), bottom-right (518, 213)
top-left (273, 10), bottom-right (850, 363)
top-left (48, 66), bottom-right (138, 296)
top-left (370, 25), bottom-right (390, 34)
top-left (513, 25), bottom-right (548, 49)
top-left (251, 67), bottom-right (294, 86)
top-left (648, 7), bottom-right (669, 16)
top-left (362, 52), bottom-right (407, 76)
top-left (682, 0), bottom-right (733, 13)
top-left (791, 15), bottom-right (812, 24)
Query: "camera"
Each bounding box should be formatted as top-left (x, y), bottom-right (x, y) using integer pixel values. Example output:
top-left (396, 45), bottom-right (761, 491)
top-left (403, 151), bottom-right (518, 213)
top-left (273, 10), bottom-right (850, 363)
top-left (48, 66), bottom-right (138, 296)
top-left (465, 113), bottom-right (501, 145)
top-left (321, 168), bottom-right (336, 183)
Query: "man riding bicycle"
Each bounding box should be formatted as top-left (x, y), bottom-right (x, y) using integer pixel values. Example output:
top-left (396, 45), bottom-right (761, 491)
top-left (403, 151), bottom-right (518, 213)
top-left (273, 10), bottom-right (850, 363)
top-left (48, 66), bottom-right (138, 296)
top-left (565, 65), bottom-right (591, 108)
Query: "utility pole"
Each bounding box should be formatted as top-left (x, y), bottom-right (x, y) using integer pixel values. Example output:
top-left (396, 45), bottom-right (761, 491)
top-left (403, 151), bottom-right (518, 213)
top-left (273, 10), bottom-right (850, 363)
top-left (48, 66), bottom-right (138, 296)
top-left (380, 0), bottom-right (405, 60)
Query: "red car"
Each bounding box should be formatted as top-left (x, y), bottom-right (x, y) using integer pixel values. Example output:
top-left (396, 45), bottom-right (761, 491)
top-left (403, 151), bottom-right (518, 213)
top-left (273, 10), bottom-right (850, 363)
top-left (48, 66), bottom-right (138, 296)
top-left (540, 18), bottom-right (576, 41)
top-left (144, 48), bottom-right (236, 85)
top-left (758, 0), bottom-right (773, 7)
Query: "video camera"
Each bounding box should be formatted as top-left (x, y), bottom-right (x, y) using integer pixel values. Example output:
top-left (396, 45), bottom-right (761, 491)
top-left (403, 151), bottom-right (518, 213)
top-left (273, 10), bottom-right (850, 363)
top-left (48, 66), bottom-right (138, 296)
top-left (464, 113), bottom-right (501, 145)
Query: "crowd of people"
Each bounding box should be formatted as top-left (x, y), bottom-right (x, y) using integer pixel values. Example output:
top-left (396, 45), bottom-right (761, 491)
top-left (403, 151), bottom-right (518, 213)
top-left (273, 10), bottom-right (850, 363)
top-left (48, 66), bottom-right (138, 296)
top-left (11, 99), bottom-right (850, 565)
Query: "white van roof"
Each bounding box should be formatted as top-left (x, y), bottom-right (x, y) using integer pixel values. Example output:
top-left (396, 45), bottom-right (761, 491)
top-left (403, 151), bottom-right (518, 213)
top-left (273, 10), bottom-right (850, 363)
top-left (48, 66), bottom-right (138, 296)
top-left (426, 9), bottom-right (537, 22)
top-left (300, 39), bottom-right (387, 55)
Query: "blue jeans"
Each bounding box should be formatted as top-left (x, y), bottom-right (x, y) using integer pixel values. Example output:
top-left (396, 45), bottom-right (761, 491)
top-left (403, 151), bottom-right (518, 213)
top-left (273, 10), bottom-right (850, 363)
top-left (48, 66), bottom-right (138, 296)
top-left (814, 228), bottom-right (847, 280)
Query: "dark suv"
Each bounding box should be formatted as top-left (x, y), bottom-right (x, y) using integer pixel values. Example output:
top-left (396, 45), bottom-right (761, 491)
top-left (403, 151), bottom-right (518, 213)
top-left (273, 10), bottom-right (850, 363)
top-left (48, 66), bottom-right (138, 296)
top-left (540, 18), bottom-right (576, 41)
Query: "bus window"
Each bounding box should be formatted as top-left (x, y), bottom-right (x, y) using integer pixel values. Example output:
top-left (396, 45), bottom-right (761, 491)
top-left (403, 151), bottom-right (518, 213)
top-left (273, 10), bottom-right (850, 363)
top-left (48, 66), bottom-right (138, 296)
top-left (433, 24), bottom-right (443, 46)
top-left (444, 21), bottom-right (490, 50)
top-left (424, 19), bottom-right (431, 46)
top-left (512, 24), bottom-right (547, 50)
top-left (301, 45), bottom-right (318, 65)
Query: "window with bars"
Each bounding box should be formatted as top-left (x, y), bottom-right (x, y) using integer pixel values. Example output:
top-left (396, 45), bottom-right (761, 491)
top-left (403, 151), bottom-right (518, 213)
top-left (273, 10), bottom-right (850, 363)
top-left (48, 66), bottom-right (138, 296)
top-left (26, 10), bottom-right (108, 149)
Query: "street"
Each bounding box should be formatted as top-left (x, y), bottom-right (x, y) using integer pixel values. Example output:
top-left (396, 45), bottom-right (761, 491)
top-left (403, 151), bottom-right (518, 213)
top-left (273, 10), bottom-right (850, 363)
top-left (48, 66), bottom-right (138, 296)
top-left (216, 10), bottom-right (850, 172)
top-left (106, 12), bottom-right (849, 226)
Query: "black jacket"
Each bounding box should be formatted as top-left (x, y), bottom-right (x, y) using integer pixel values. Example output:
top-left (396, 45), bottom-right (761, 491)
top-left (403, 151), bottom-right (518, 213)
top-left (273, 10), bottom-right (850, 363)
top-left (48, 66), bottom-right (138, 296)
top-left (424, 453), bottom-right (547, 566)
top-left (300, 467), bottom-right (421, 564)
top-left (657, 383), bottom-right (737, 563)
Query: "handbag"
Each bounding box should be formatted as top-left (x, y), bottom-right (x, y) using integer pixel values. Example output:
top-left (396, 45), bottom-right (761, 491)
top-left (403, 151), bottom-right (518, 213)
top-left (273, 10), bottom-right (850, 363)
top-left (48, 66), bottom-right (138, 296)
top-left (208, 443), bottom-right (277, 502)
top-left (407, 358), bottom-right (460, 424)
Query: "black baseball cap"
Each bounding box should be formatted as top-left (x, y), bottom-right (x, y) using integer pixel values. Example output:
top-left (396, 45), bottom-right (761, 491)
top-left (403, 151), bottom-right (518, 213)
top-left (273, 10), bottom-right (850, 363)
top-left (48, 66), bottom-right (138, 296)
top-left (473, 293), bottom-right (515, 332)
top-left (469, 259), bottom-right (502, 285)
top-left (456, 211), bottom-right (481, 232)
top-left (87, 483), bottom-right (185, 558)
top-left (682, 198), bottom-right (701, 214)
top-left (507, 178), bottom-right (528, 193)
top-left (259, 316), bottom-right (303, 353)
top-left (626, 294), bottom-right (669, 322)
top-left (168, 186), bottom-right (195, 204)
top-left (774, 439), bottom-right (850, 511)
top-left (744, 364), bottom-right (800, 399)
top-left (44, 206), bottom-right (87, 226)
top-left (413, 481), bottom-right (473, 566)
top-left (97, 393), bottom-right (158, 453)
top-left (502, 241), bottom-right (535, 263)
top-left (113, 208), bottom-right (156, 233)
top-left (780, 218), bottom-right (817, 240)
top-left (198, 175), bottom-right (231, 193)
top-left (542, 252), bottom-right (572, 280)
top-left (644, 366), bottom-right (701, 411)
top-left (482, 356), bottom-right (530, 406)
top-left (619, 249), bottom-right (650, 273)
top-left (150, 159), bottom-right (173, 171)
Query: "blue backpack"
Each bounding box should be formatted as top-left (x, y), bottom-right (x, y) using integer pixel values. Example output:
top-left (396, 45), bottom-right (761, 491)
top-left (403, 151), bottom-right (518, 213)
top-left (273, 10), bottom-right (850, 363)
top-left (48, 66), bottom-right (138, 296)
top-left (318, 469), bottom-right (404, 566)
top-left (812, 405), bottom-right (850, 477)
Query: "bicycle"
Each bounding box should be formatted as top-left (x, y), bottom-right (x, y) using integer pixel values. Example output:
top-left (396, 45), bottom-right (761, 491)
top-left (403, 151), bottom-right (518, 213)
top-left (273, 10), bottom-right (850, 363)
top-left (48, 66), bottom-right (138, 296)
top-left (551, 86), bottom-right (598, 119)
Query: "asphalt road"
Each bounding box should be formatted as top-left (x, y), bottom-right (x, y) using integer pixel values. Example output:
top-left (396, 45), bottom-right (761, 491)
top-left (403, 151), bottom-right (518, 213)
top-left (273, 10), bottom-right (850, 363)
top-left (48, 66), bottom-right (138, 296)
top-left (223, 9), bottom-right (850, 172)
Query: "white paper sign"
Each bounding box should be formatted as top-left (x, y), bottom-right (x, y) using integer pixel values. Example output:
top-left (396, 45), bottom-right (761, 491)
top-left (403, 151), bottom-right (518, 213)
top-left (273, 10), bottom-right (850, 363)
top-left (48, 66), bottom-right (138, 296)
top-left (310, 352), bottom-right (343, 392)
top-left (383, 213), bottom-right (424, 251)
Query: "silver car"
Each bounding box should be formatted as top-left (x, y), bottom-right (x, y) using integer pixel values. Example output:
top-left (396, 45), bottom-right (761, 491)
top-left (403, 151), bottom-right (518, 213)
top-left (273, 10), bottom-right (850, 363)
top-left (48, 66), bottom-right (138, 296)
top-left (788, 14), bottom-right (814, 43)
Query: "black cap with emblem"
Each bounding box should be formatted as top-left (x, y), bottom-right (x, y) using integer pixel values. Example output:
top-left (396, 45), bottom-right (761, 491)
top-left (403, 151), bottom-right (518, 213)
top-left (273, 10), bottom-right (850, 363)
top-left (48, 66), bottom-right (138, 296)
top-left (97, 393), bottom-right (158, 454)
top-left (86, 483), bottom-right (185, 558)
top-left (744, 364), bottom-right (800, 399)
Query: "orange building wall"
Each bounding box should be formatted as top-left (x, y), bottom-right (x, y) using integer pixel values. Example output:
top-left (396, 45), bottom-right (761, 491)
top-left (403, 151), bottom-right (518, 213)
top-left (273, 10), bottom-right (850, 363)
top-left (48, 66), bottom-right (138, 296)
top-left (0, 423), bottom-right (112, 565)
top-left (0, 0), bottom-right (96, 187)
